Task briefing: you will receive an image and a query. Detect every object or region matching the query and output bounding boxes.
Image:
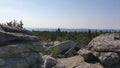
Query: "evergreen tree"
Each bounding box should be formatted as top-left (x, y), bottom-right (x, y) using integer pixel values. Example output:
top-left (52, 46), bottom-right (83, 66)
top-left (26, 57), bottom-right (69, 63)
top-left (12, 20), bottom-right (15, 27)
top-left (7, 21), bottom-right (12, 26)
top-left (88, 29), bottom-right (92, 39)
top-left (100, 30), bottom-right (103, 34)
top-left (57, 28), bottom-right (61, 37)
top-left (94, 30), bottom-right (98, 36)
top-left (19, 20), bottom-right (23, 28)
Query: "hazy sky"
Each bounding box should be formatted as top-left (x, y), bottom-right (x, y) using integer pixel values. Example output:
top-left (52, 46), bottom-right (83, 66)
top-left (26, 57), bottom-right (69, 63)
top-left (0, 0), bottom-right (120, 29)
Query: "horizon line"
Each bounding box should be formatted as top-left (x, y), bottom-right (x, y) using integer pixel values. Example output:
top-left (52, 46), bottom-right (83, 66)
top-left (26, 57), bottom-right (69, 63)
top-left (25, 27), bottom-right (120, 30)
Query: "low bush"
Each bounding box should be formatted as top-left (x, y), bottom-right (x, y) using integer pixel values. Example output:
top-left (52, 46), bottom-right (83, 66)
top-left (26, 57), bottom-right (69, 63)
top-left (50, 46), bottom-right (64, 58)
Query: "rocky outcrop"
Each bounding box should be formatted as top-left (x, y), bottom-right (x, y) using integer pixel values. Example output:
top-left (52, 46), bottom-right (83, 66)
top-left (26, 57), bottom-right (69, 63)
top-left (41, 33), bottom-right (120, 68)
top-left (0, 25), bottom-right (43, 68)
top-left (3, 25), bottom-right (120, 68)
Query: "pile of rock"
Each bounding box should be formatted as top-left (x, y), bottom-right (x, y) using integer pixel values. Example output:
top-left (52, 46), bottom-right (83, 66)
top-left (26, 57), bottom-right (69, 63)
top-left (0, 25), bottom-right (82, 68)
top-left (79, 33), bottom-right (120, 66)
top-left (55, 33), bottom-right (120, 68)
top-left (42, 33), bottom-right (120, 68)
top-left (2, 24), bottom-right (120, 68)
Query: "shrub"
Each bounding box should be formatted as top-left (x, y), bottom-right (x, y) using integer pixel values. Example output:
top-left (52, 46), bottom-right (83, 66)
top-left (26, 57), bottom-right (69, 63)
top-left (50, 46), bottom-right (63, 58)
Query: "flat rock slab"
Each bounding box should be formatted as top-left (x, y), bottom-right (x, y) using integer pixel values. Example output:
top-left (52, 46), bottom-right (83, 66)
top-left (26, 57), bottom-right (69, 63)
top-left (0, 31), bottom-right (39, 44)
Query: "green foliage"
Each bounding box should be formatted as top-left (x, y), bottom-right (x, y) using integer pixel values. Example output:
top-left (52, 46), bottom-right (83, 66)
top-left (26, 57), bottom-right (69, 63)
top-left (6, 19), bottom-right (23, 28)
top-left (56, 28), bottom-right (61, 37)
top-left (19, 20), bottom-right (23, 28)
top-left (88, 29), bottom-right (92, 39)
top-left (51, 32), bottom-right (57, 41)
top-left (50, 46), bottom-right (63, 58)
top-left (7, 21), bottom-right (12, 26)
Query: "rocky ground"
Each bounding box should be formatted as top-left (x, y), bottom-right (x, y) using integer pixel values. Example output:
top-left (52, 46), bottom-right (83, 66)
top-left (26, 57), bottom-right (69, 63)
top-left (1, 25), bottom-right (120, 68)
top-left (57, 56), bottom-right (102, 68)
top-left (42, 33), bottom-right (120, 68)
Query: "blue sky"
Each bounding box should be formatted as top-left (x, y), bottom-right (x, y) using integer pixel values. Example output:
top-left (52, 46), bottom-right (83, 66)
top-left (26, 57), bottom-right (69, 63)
top-left (0, 0), bottom-right (120, 29)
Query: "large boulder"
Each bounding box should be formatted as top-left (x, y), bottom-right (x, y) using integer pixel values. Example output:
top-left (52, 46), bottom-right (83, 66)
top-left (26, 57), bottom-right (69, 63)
top-left (88, 33), bottom-right (120, 53)
top-left (87, 33), bottom-right (120, 65)
top-left (50, 40), bottom-right (80, 54)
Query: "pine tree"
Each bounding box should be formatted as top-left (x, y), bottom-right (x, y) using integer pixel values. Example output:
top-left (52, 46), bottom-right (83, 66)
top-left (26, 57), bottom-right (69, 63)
top-left (88, 29), bottom-right (92, 39)
top-left (7, 21), bottom-right (12, 26)
top-left (57, 28), bottom-right (61, 37)
top-left (19, 20), bottom-right (23, 28)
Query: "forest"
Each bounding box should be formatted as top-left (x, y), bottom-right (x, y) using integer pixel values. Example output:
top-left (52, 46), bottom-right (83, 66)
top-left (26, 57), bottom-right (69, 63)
top-left (33, 28), bottom-right (118, 47)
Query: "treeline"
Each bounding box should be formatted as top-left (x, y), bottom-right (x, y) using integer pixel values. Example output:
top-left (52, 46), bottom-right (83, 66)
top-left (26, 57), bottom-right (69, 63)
top-left (33, 28), bottom-right (120, 47)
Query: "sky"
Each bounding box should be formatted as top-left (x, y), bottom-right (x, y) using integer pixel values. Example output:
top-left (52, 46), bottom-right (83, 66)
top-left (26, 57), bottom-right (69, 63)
top-left (0, 0), bottom-right (120, 29)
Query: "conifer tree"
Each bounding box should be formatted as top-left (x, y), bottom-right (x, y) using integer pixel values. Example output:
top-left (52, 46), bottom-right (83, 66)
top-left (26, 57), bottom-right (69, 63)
top-left (19, 20), bottom-right (23, 28)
